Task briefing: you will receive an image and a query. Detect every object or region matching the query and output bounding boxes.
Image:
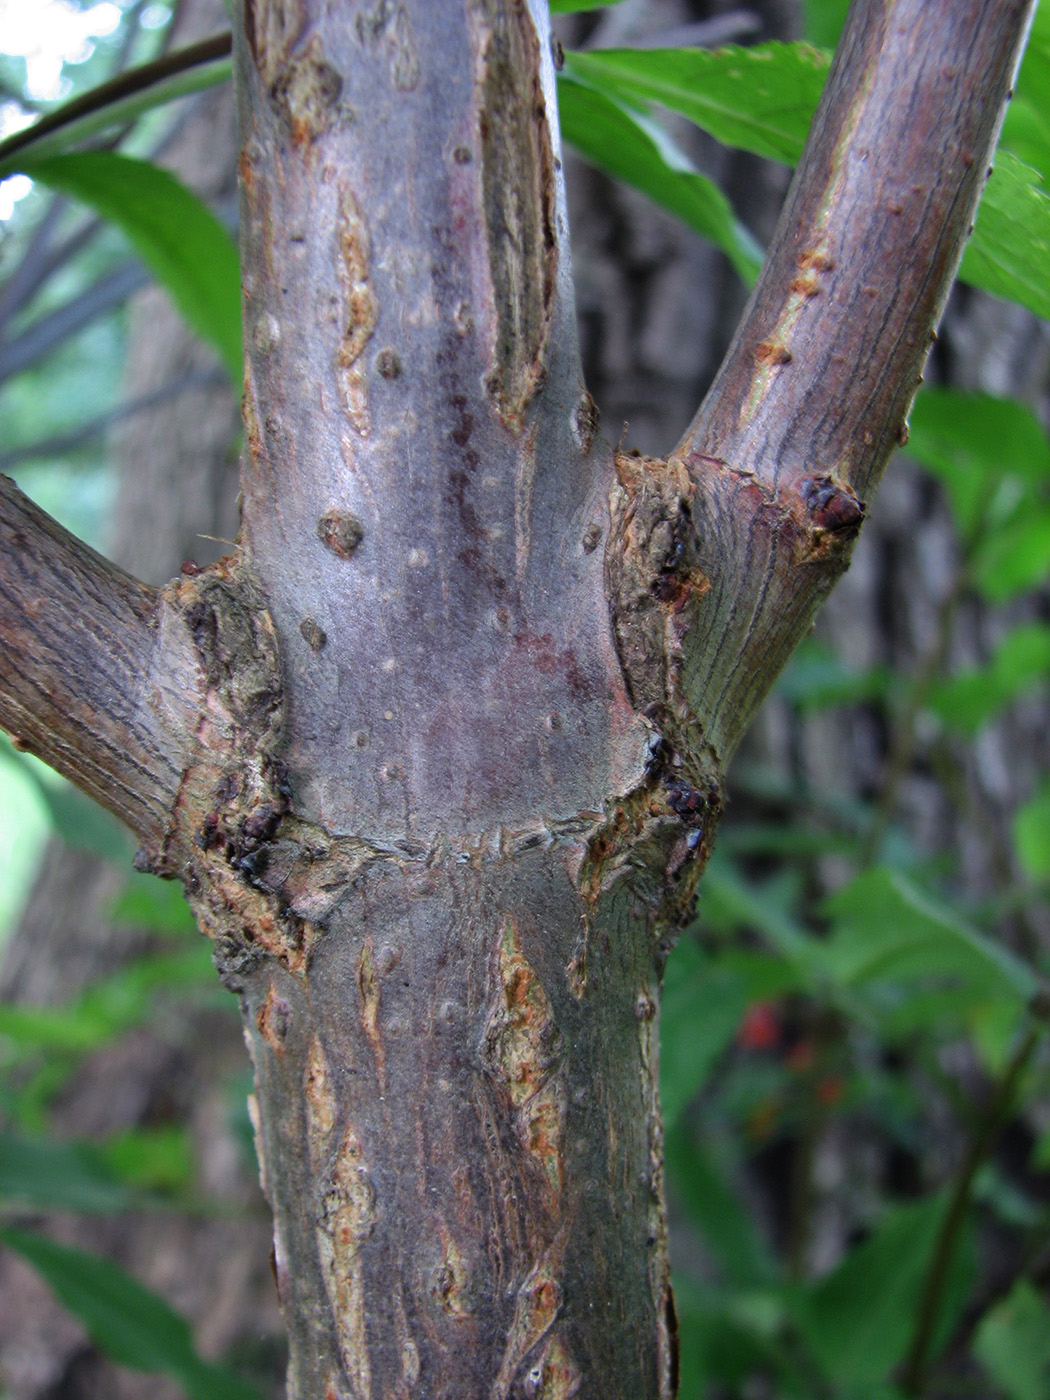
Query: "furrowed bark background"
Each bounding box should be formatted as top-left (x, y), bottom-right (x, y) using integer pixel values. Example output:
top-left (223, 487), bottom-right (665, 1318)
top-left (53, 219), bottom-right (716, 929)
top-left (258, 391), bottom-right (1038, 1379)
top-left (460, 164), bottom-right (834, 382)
top-left (0, 0), bottom-right (1047, 1396)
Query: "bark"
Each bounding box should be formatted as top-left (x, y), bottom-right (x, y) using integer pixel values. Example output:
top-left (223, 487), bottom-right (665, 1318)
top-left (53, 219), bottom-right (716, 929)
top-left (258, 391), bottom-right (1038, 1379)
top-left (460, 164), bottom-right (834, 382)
top-left (0, 1), bottom-right (1034, 1397)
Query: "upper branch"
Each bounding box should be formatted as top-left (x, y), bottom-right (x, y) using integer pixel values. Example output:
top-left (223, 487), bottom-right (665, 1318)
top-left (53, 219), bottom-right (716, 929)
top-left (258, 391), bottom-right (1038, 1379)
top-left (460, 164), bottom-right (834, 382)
top-left (607, 0), bottom-right (1033, 771)
top-left (677, 0), bottom-right (1033, 502)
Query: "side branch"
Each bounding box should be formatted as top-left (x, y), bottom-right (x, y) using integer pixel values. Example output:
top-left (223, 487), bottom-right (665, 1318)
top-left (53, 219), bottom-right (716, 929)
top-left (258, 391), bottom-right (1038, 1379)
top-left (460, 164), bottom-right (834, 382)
top-left (606, 0), bottom-right (1032, 769)
top-left (0, 476), bottom-right (187, 853)
top-left (678, 0), bottom-right (1033, 503)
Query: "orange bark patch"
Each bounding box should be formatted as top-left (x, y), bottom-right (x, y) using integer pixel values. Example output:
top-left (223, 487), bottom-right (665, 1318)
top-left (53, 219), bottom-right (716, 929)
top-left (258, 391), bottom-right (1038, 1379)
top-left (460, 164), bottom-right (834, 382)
top-left (755, 340), bottom-right (793, 366)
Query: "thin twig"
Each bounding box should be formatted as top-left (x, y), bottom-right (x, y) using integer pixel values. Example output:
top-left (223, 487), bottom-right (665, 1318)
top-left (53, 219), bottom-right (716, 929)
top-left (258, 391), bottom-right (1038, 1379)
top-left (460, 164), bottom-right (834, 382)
top-left (0, 32), bottom-right (232, 167)
top-left (900, 1024), bottom-right (1043, 1396)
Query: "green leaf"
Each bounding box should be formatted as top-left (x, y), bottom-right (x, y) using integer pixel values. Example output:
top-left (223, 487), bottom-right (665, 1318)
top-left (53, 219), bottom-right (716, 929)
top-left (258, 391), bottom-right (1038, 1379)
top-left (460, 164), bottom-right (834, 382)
top-left (660, 939), bottom-right (753, 1126)
top-left (1013, 782), bottom-right (1050, 881)
top-left (111, 871), bottom-right (200, 938)
top-left (567, 43), bottom-right (1050, 318)
top-left (929, 624), bottom-right (1050, 735)
top-left (666, 1122), bottom-right (777, 1287)
top-left (0, 1131), bottom-right (133, 1213)
top-left (774, 640), bottom-right (894, 713)
top-left (100, 1125), bottom-right (194, 1193)
top-left (974, 1279), bottom-right (1050, 1400)
top-left (0, 1227), bottom-right (262, 1400)
top-left (972, 506), bottom-right (1050, 602)
top-left (557, 73), bottom-right (763, 284)
top-left (959, 153), bottom-right (1050, 324)
top-left (0, 949), bottom-right (215, 1054)
top-left (793, 1194), bottom-right (975, 1388)
top-left (14, 152), bottom-right (241, 382)
top-left (550, 0), bottom-right (624, 10)
top-left (906, 389), bottom-right (1050, 546)
top-left (566, 42), bottom-right (829, 166)
top-left (822, 867), bottom-right (1038, 1008)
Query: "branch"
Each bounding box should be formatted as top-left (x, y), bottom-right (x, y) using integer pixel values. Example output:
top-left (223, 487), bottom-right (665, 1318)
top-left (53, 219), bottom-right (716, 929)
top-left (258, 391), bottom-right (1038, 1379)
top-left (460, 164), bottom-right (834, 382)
top-left (0, 33), bottom-right (232, 171)
top-left (0, 477), bottom-right (190, 860)
top-left (608, 0), bottom-right (1034, 770)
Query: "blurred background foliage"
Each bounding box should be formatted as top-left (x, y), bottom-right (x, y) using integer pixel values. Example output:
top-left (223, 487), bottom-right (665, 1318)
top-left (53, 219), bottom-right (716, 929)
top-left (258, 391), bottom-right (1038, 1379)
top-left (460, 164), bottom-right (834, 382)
top-left (1, 0), bottom-right (1050, 1397)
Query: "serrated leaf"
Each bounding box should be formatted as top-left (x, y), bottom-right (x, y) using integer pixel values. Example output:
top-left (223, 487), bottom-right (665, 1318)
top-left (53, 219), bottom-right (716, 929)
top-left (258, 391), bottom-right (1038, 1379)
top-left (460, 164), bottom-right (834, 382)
top-left (557, 73), bottom-right (763, 283)
top-left (793, 1194), bottom-right (974, 1387)
top-left (15, 152), bottom-right (241, 382)
top-left (974, 1279), bottom-right (1050, 1400)
top-left (0, 1227), bottom-right (262, 1400)
top-left (929, 624), bottom-right (1050, 735)
top-left (1013, 782), bottom-right (1050, 880)
top-left (566, 42), bottom-right (829, 166)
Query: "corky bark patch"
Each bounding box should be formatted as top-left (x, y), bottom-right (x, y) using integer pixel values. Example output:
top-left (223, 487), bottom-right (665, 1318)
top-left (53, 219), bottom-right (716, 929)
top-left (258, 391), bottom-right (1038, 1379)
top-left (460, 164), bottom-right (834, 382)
top-left (471, 0), bottom-right (557, 431)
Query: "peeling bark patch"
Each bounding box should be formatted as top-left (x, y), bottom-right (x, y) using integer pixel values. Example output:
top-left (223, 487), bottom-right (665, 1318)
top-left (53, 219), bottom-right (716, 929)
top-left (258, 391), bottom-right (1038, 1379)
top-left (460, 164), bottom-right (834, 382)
top-left (357, 941), bottom-right (385, 1091)
top-left (152, 561), bottom-right (311, 978)
top-left (755, 340), bottom-right (793, 366)
top-left (355, 1), bottom-right (420, 91)
top-left (318, 1126), bottom-right (376, 1400)
top-left (270, 36), bottom-right (343, 144)
top-left (433, 1224), bottom-right (472, 1317)
top-left (257, 980), bottom-right (291, 1053)
top-left (244, 0), bottom-right (305, 91)
top-left (481, 920), bottom-right (566, 1211)
top-left (472, 0), bottom-right (557, 430)
top-left (318, 509), bottom-right (364, 558)
top-left (524, 1332), bottom-right (582, 1399)
top-left (491, 1232), bottom-right (567, 1400)
top-left (305, 1034), bottom-right (336, 1151)
top-left (573, 391), bottom-right (599, 454)
top-left (336, 190), bottom-right (377, 434)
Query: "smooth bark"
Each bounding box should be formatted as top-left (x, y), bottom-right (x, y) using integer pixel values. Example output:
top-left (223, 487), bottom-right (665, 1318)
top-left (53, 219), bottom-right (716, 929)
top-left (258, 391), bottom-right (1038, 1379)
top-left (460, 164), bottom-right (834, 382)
top-left (0, 0), bottom-right (1034, 1396)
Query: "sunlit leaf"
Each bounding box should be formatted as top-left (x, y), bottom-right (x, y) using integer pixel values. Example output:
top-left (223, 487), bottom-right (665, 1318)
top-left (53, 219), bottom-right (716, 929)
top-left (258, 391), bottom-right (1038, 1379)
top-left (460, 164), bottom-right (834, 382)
top-left (15, 152), bottom-right (241, 382)
top-left (906, 389), bottom-right (1050, 545)
top-left (960, 153), bottom-right (1050, 324)
top-left (566, 43), bottom-right (829, 166)
top-left (557, 73), bottom-right (763, 283)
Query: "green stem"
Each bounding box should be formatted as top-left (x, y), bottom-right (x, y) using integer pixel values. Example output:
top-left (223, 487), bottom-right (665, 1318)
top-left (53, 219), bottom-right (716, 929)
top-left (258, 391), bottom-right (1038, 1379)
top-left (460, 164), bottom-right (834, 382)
top-left (899, 1024), bottom-right (1042, 1397)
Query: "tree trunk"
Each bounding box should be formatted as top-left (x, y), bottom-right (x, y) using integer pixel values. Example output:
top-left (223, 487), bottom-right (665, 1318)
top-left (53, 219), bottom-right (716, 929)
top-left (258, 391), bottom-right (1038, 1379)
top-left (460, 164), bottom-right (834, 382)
top-left (0, 1), bottom-right (1033, 1396)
